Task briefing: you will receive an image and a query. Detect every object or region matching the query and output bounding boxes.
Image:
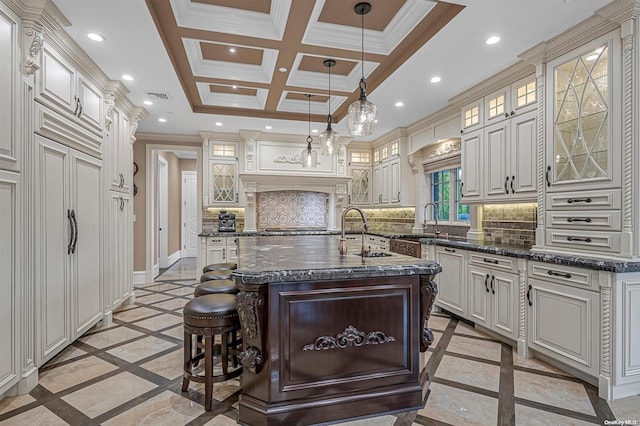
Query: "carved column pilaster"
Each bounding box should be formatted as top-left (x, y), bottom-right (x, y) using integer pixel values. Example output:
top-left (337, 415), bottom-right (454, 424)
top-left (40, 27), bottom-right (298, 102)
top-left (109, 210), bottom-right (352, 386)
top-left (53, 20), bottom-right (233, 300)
top-left (419, 274), bottom-right (438, 352)
top-left (535, 63), bottom-right (546, 248)
top-left (600, 283), bottom-right (612, 381)
top-left (236, 285), bottom-right (267, 373)
top-left (518, 267), bottom-right (528, 356)
top-left (620, 20), bottom-right (634, 234)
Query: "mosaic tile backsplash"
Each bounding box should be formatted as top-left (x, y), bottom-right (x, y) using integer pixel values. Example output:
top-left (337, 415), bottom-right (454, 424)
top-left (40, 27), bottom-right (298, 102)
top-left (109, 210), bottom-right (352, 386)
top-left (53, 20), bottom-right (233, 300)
top-left (482, 204), bottom-right (537, 248)
top-left (344, 208), bottom-right (415, 233)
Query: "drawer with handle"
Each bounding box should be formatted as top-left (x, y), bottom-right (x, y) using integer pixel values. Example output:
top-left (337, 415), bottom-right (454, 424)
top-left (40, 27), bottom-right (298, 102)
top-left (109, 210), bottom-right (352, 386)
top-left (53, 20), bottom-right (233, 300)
top-left (528, 261), bottom-right (599, 291)
top-left (546, 229), bottom-right (620, 253)
top-left (546, 210), bottom-right (621, 231)
top-left (468, 252), bottom-right (517, 273)
top-left (546, 189), bottom-right (621, 210)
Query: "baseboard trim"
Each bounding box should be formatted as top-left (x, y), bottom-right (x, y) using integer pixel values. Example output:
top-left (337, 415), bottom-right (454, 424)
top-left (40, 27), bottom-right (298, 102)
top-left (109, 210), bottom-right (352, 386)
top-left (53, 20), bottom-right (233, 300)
top-left (153, 263), bottom-right (159, 278)
top-left (133, 271), bottom-right (147, 285)
top-left (167, 250), bottom-right (181, 267)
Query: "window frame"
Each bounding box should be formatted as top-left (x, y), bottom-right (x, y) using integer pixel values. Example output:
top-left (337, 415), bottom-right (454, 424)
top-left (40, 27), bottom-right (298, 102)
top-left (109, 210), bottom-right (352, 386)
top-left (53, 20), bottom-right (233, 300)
top-left (427, 166), bottom-right (469, 225)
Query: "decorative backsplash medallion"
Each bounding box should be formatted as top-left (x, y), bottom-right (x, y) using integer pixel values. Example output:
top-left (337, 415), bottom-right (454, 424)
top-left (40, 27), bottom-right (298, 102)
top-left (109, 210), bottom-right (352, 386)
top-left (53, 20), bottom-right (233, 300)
top-left (257, 191), bottom-right (326, 230)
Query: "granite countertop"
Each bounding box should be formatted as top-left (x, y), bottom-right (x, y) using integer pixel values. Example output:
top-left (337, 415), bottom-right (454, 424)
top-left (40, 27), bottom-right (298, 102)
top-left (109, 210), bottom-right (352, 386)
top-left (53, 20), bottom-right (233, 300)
top-left (199, 230), bottom-right (341, 237)
top-left (231, 235), bottom-right (441, 285)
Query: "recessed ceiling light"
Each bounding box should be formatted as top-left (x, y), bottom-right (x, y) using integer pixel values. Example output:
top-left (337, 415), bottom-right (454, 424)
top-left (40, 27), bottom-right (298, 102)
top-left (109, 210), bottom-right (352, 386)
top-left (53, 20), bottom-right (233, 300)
top-left (395, 101), bottom-right (404, 107)
top-left (232, 85), bottom-right (237, 89)
top-left (158, 118), bottom-right (167, 123)
top-left (278, 67), bottom-right (288, 73)
top-left (265, 125), bottom-right (272, 130)
top-left (215, 122), bottom-right (223, 126)
top-left (87, 33), bottom-right (104, 42)
top-left (312, 129), bottom-right (318, 133)
top-left (229, 47), bottom-right (236, 53)
top-left (374, 119), bottom-right (378, 123)
top-left (430, 76), bottom-right (441, 83)
top-left (143, 100), bottom-right (153, 105)
top-left (122, 74), bottom-right (134, 81)
top-left (486, 36), bottom-right (500, 45)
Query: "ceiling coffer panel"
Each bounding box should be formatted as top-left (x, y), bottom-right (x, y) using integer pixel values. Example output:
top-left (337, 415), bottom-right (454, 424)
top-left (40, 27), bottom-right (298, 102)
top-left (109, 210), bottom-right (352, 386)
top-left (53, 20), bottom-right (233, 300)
top-left (146, 0), bottom-right (464, 122)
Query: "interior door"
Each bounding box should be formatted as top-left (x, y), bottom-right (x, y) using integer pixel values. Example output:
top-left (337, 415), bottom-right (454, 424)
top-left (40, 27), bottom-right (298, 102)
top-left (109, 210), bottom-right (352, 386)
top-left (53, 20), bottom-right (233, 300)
top-left (182, 171), bottom-right (198, 257)
top-left (157, 155), bottom-right (168, 269)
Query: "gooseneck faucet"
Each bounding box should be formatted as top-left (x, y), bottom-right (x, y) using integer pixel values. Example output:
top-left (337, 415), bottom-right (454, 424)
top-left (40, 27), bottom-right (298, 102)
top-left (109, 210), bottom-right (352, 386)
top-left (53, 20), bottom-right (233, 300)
top-left (338, 206), bottom-right (370, 256)
top-left (423, 202), bottom-right (441, 237)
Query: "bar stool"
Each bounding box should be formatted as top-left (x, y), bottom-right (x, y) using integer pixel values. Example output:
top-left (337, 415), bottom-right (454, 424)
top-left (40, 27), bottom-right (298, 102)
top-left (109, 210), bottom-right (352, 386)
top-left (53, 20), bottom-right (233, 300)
top-left (200, 270), bottom-right (232, 282)
top-left (194, 279), bottom-right (238, 297)
top-left (202, 262), bottom-right (237, 273)
top-left (182, 294), bottom-right (242, 411)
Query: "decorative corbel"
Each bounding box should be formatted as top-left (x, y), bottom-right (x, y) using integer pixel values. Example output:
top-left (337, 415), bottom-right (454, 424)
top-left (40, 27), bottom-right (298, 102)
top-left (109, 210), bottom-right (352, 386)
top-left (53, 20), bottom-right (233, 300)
top-left (408, 154), bottom-right (420, 174)
top-left (104, 97), bottom-right (115, 134)
top-left (24, 27), bottom-right (44, 75)
top-left (236, 286), bottom-right (267, 373)
top-left (419, 274), bottom-right (438, 352)
top-left (129, 107), bottom-right (146, 144)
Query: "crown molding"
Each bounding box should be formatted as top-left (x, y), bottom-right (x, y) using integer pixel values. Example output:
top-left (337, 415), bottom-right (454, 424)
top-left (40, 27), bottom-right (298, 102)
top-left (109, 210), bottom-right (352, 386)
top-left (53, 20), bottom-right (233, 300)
top-left (135, 132), bottom-right (203, 145)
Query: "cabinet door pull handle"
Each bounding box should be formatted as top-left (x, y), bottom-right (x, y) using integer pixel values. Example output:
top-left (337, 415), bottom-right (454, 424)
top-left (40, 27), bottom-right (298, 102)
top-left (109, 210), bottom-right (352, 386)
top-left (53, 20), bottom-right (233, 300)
top-left (460, 181), bottom-right (464, 198)
top-left (510, 111), bottom-right (515, 116)
top-left (77, 101), bottom-right (83, 118)
top-left (397, 191), bottom-right (400, 201)
top-left (67, 209), bottom-right (75, 255)
top-left (566, 217), bottom-right (592, 223)
top-left (510, 176), bottom-right (515, 194)
top-left (484, 274), bottom-right (490, 293)
top-left (567, 236), bottom-right (592, 243)
top-left (119, 196), bottom-right (124, 211)
top-left (545, 165), bottom-right (551, 187)
top-left (223, 248), bottom-right (226, 258)
top-left (548, 270), bottom-right (572, 279)
top-left (490, 275), bottom-right (495, 294)
top-left (483, 258), bottom-right (499, 264)
top-left (527, 284), bottom-right (533, 307)
top-left (567, 198), bottom-right (592, 204)
top-left (73, 96), bottom-right (79, 116)
top-left (504, 112), bottom-right (509, 118)
top-left (70, 209), bottom-right (78, 254)
top-left (504, 176), bottom-right (510, 194)
top-left (444, 248), bottom-right (455, 253)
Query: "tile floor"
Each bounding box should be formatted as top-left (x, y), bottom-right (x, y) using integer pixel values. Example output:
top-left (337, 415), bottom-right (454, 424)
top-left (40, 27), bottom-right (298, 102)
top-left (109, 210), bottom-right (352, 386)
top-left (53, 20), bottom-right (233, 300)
top-left (0, 258), bottom-right (638, 425)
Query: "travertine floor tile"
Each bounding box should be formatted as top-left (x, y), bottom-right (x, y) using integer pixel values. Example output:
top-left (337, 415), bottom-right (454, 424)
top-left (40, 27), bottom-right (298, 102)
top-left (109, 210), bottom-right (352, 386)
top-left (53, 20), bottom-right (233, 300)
top-left (435, 354), bottom-right (500, 392)
top-left (45, 345), bottom-right (87, 367)
top-left (607, 394), bottom-right (640, 422)
top-left (151, 298), bottom-right (189, 311)
top-left (427, 315), bottom-right (450, 332)
top-left (165, 287), bottom-right (198, 296)
top-left (0, 406), bottom-right (68, 425)
top-left (202, 414), bottom-right (239, 425)
top-left (454, 321), bottom-right (489, 338)
top-left (79, 326), bottom-right (144, 349)
top-left (161, 325), bottom-right (185, 340)
top-left (140, 349), bottom-right (184, 379)
top-left (102, 390), bottom-right (202, 425)
top-left (419, 382), bottom-right (498, 425)
top-left (144, 283), bottom-right (182, 292)
top-left (0, 394), bottom-right (35, 415)
top-left (61, 372), bottom-right (156, 418)
top-left (39, 356), bottom-right (118, 393)
top-left (515, 403), bottom-right (596, 425)
top-left (134, 293), bottom-right (174, 304)
top-left (113, 307), bottom-right (160, 322)
top-left (133, 313), bottom-right (183, 331)
top-left (106, 336), bottom-right (177, 363)
top-left (447, 335), bottom-right (502, 362)
top-left (512, 349), bottom-right (569, 375)
top-left (514, 370), bottom-right (595, 416)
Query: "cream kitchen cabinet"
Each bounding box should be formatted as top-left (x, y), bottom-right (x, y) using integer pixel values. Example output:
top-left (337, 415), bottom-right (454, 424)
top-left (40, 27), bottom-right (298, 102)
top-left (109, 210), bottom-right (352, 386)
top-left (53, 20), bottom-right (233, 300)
top-left (0, 170), bottom-right (20, 395)
top-left (372, 138), bottom-right (410, 206)
top-left (105, 105), bottom-right (132, 193)
top-left (347, 149), bottom-right (371, 206)
top-left (467, 253), bottom-right (520, 340)
top-left (460, 129), bottom-right (482, 201)
top-left (34, 135), bottom-right (103, 365)
top-left (527, 261), bottom-right (600, 377)
top-left (483, 75), bottom-right (537, 127)
top-left (203, 142), bottom-right (239, 206)
top-left (36, 43), bottom-right (104, 144)
top-left (434, 246), bottom-right (467, 318)
top-left (364, 235), bottom-right (389, 252)
top-left (204, 236), bottom-right (238, 265)
top-left (0, 3), bottom-right (20, 173)
top-left (105, 193), bottom-right (133, 315)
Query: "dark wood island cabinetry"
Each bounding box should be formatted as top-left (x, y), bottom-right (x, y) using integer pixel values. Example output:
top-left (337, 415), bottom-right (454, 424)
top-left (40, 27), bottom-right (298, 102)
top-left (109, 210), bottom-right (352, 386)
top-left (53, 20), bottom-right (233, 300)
top-left (231, 236), bottom-right (441, 425)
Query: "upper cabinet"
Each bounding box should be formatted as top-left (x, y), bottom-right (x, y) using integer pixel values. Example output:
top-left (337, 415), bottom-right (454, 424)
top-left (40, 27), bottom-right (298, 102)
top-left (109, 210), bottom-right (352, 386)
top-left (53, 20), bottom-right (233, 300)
top-left (204, 142), bottom-right (239, 206)
top-left (372, 137), bottom-right (413, 207)
top-left (0, 3), bottom-right (20, 173)
top-left (545, 34), bottom-right (620, 193)
top-left (105, 106), bottom-right (132, 193)
top-left (460, 75), bottom-right (538, 203)
top-left (347, 149), bottom-right (371, 206)
top-left (34, 43), bottom-right (104, 156)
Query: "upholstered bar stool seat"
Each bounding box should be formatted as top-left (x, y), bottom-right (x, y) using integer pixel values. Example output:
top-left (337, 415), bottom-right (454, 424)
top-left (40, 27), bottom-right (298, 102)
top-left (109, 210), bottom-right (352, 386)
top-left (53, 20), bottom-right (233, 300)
top-left (202, 262), bottom-right (237, 273)
top-left (199, 270), bottom-right (232, 282)
top-left (182, 294), bottom-right (242, 411)
top-left (194, 279), bottom-right (238, 297)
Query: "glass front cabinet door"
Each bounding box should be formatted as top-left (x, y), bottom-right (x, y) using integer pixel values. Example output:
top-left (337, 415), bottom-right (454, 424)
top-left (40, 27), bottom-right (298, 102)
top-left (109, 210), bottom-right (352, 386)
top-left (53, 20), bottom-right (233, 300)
top-left (545, 32), bottom-right (621, 192)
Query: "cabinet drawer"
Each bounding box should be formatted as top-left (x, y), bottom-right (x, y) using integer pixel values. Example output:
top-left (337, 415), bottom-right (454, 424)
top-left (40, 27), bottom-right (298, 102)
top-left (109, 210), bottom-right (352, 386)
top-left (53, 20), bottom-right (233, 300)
top-left (207, 237), bottom-right (225, 246)
top-left (546, 229), bottom-right (620, 253)
top-left (546, 189), bottom-right (621, 210)
top-left (528, 261), bottom-right (599, 292)
top-left (468, 253), bottom-right (517, 273)
top-left (35, 102), bottom-right (102, 158)
top-left (545, 210), bottom-right (621, 231)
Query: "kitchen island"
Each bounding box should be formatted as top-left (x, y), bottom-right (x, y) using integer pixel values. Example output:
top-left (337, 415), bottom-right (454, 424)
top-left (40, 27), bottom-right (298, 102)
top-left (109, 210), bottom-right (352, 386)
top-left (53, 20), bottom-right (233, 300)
top-left (230, 235), bottom-right (441, 425)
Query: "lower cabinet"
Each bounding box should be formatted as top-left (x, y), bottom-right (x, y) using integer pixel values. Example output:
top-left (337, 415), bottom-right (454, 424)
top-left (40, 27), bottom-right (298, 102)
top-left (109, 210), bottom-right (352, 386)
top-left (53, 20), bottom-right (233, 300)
top-left (527, 262), bottom-right (600, 377)
top-left (0, 170), bottom-right (20, 395)
top-left (434, 247), bottom-right (467, 318)
top-left (204, 236), bottom-right (238, 265)
top-left (468, 266), bottom-right (519, 340)
top-left (34, 135), bottom-right (103, 365)
top-left (106, 192), bottom-right (133, 313)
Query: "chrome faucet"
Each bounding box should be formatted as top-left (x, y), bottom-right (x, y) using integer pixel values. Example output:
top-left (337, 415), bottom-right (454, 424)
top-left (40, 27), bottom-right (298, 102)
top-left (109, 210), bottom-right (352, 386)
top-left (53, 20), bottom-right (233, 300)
top-left (423, 202), bottom-right (441, 237)
top-left (338, 206), bottom-right (369, 256)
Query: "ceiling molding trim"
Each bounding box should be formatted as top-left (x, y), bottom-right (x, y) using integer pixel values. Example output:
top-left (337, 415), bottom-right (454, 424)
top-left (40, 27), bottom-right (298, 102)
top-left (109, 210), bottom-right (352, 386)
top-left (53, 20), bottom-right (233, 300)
top-left (196, 82), bottom-right (268, 109)
top-left (135, 132), bottom-right (203, 144)
top-left (169, 0), bottom-right (290, 40)
top-left (277, 93), bottom-right (347, 115)
top-left (287, 53), bottom-right (378, 92)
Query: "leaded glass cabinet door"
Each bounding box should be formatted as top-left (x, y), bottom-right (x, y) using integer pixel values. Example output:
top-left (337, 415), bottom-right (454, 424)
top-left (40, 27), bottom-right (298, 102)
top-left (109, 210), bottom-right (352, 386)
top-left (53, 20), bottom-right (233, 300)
top-left (209, 160), bottom-right (237, 204)
top-left (349, 167), bottom-right (371, 205)
top-left (546, 33), bottom-right (621, 192)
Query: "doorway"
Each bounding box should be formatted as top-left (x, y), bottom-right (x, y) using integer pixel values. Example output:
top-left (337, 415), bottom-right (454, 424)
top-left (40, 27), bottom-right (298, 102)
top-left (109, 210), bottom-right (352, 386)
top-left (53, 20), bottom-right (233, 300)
top-left (157, 155), bottom-right (168, 270)
top-left (182, 170), bottom-right (198, 257)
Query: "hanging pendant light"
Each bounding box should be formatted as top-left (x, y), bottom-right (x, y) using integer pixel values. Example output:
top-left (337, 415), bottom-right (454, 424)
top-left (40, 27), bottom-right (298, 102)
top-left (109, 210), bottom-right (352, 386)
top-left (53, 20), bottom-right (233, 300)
top-left (348, 2), bottom-right (377, 137)
top-left (319, 59), bottom-right (339, 155)
top-left (301, 94), bottom-right (318, 168)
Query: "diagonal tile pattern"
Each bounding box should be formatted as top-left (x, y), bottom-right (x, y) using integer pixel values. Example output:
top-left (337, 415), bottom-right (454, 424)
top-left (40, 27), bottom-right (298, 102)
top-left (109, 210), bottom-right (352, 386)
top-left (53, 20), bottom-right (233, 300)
top-left (0, 258), bottom-right (637, 425)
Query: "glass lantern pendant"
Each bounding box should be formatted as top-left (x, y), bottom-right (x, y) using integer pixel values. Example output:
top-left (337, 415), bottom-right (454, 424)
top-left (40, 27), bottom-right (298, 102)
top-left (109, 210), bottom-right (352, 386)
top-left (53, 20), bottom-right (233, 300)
top-left (348, 78), bottom-right (377, 136)
top-left (301, 136), bottom-right (317, 168)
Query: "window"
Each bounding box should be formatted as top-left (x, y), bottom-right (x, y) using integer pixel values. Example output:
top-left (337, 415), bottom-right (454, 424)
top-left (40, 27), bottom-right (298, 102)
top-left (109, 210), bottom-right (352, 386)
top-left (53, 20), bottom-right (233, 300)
top-left (429, 167), bottom-right (469, 222)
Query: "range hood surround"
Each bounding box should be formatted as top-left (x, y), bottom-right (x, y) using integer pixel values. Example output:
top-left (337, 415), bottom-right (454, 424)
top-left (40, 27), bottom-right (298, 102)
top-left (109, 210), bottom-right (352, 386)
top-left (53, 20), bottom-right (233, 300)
top-left (240, 174), bottom-right (351, 232)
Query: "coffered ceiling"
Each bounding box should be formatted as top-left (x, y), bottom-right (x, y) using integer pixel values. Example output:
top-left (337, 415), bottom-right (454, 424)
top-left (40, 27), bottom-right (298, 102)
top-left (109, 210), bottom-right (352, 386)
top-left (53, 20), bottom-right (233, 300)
top-left (51, 0), bottom-right (612, 141)
top-left (145, 0), bottom-right (463, 124)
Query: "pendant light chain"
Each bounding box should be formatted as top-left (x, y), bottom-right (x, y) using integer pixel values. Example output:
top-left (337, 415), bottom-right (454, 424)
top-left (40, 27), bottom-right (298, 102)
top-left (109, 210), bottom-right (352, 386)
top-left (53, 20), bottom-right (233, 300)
top-left (361, 9), bottom-right (364, 80)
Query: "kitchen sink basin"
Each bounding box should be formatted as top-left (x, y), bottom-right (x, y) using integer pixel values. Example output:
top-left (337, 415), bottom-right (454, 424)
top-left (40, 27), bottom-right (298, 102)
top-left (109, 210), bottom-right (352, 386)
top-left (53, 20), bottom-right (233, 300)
top-left (355, 252), bottom-right (392, 258)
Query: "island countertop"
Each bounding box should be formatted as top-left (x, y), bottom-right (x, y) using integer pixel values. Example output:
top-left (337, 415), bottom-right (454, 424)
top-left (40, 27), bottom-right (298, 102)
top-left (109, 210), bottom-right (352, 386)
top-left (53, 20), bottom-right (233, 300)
top-left (231, 235), bottom-right (441, 284)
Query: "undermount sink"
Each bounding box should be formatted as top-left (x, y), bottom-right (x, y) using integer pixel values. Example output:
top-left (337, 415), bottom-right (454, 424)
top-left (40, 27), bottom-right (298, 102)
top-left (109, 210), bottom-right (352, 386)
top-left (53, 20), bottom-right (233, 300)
top-left (355, 252), bottom-right (392, 258)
